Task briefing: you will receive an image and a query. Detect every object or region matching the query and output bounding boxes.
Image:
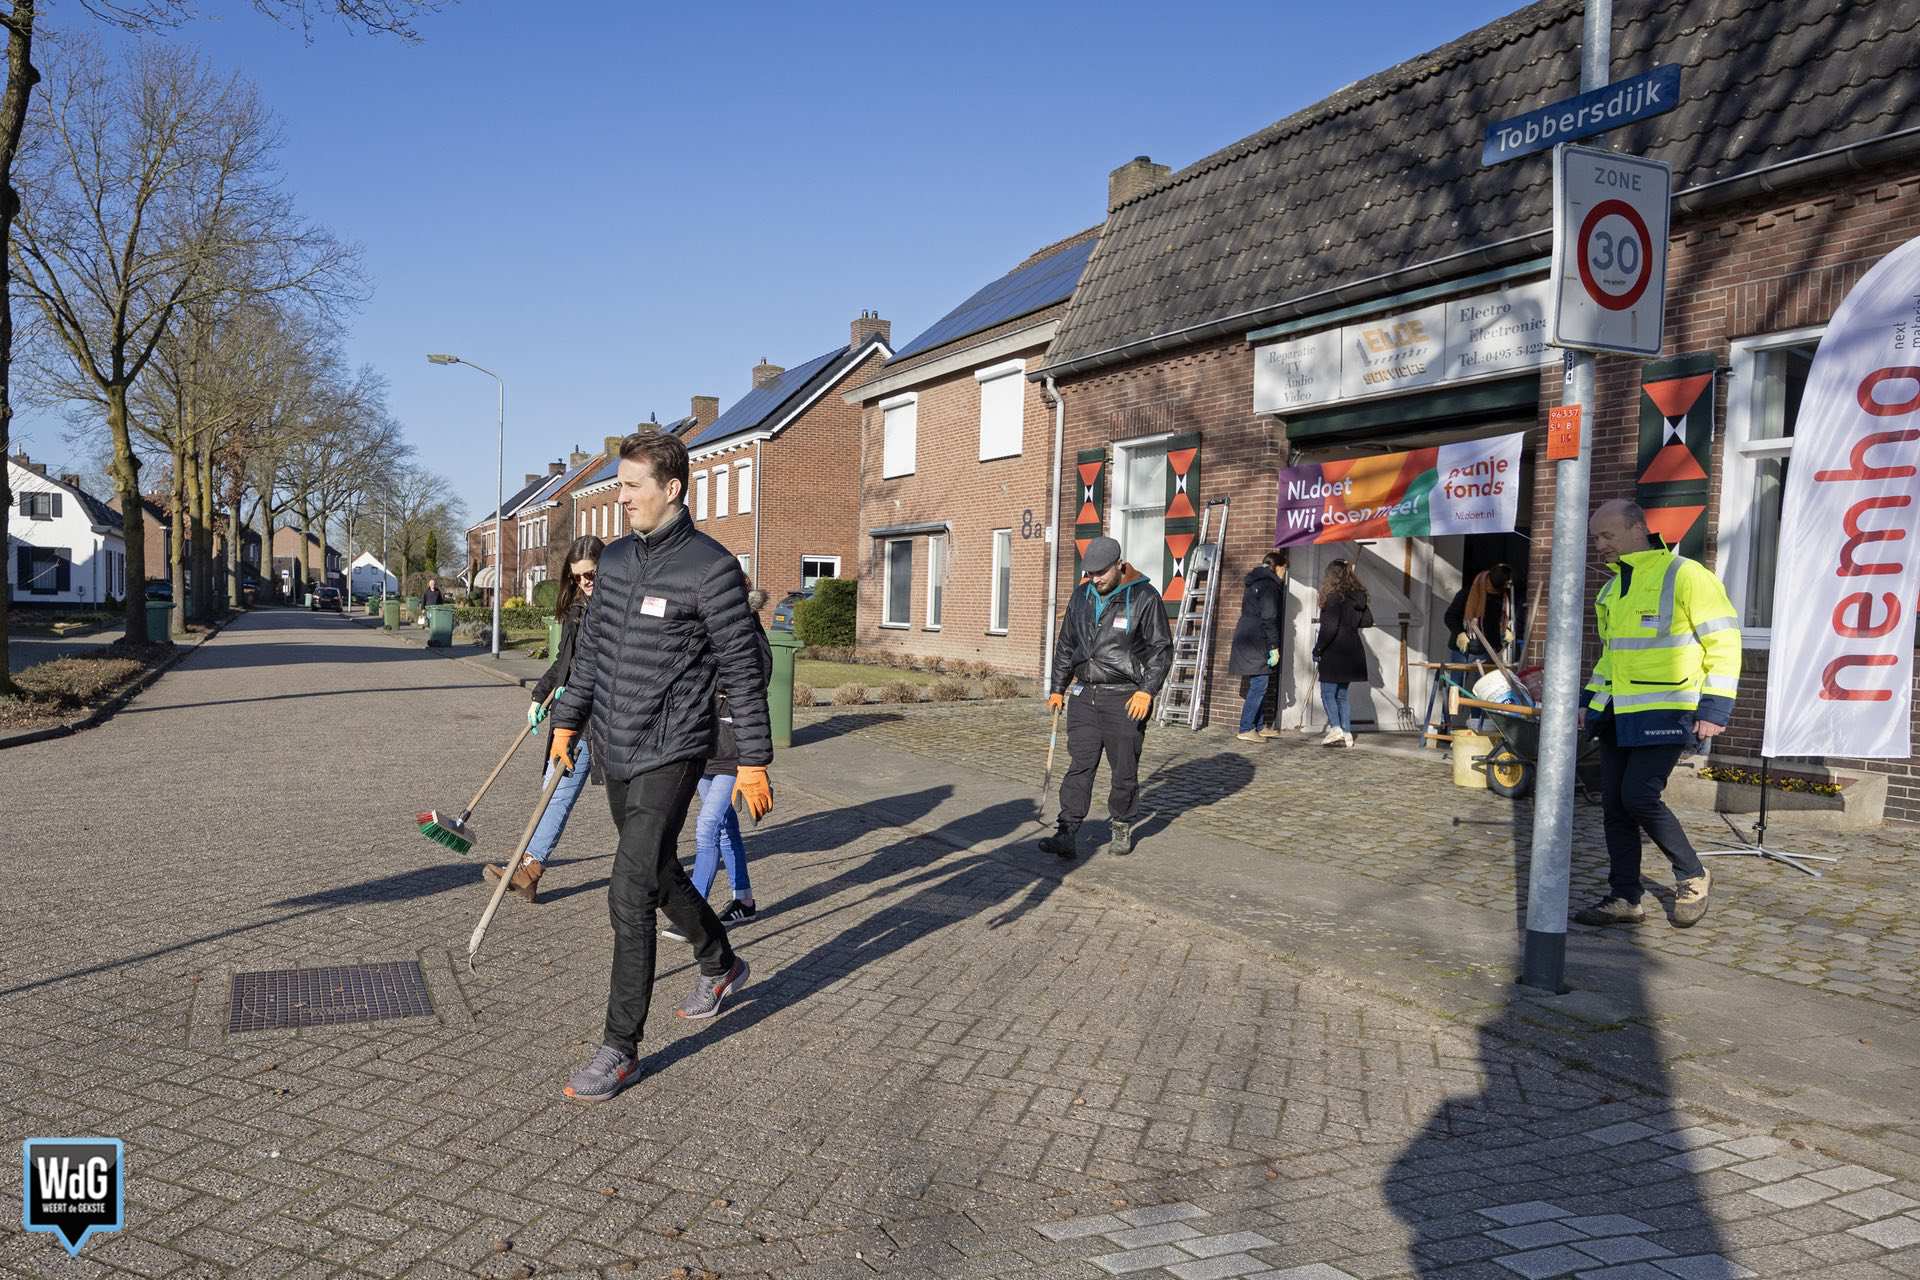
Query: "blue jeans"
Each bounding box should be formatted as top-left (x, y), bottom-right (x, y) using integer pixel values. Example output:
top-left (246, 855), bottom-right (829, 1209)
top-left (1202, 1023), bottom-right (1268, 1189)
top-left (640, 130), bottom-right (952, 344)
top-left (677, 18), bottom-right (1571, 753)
top-left (526, 738), bottom-right (591, 863)
top-left (1320, 681), bottom-right (1352, 733)
top-left (691, 773), bottom-right (751, 900)
top-left (1239, 672), bottom-right (1270, 733)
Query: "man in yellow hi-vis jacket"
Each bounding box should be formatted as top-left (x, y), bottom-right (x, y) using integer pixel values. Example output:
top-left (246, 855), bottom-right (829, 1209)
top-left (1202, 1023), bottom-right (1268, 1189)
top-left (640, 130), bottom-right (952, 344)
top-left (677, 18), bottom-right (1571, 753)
top-left (1574, 500), bottom-right (1741, 930)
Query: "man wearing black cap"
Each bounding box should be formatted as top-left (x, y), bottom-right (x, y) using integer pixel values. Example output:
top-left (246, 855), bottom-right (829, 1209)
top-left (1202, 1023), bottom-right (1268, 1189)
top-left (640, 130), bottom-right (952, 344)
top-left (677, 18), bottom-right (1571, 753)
top-left (1042, 535), bottom-right (1174, 859)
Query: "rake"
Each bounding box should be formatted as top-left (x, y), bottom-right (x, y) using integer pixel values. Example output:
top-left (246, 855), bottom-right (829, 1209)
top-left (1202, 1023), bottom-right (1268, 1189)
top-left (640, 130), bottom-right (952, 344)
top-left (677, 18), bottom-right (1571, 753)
top-left (416, 688), bottom-right (558, 855)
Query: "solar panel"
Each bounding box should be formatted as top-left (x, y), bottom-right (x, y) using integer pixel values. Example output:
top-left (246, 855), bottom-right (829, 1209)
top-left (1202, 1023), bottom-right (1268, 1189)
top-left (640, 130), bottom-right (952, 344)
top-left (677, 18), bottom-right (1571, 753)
top-left (888, 236), bottom-right (1097, 364)
top-left (687, 344), bottom-right (852, 449)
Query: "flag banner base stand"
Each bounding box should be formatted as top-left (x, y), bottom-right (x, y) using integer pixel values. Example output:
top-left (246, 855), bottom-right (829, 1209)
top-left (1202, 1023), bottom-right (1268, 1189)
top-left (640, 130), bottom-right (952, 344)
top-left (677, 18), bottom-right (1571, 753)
top-left (1698, 756), bottom-right (1839, 879)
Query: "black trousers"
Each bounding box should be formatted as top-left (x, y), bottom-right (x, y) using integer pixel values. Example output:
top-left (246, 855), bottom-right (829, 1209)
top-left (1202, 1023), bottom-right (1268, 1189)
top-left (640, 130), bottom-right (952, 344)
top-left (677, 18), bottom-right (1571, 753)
top-left (1597, 738), bottom-right (1706, 903)
top-left (602, 759), bottom-right (735, 1053)
top-left (1058, 685), bottom-right (1147, 831)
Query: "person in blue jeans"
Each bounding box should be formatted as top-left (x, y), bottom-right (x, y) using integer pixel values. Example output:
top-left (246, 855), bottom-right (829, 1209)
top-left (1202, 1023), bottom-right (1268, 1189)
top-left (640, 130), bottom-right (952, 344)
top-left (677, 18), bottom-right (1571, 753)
top-left (1311, 558), bottom-right (1372, 748)
top-left (485, 536), bottom-right (605, 903)
top-left (1227, 550), bottom-right (1288, 742)
top-left (664, 589), bottom-right (772, 941)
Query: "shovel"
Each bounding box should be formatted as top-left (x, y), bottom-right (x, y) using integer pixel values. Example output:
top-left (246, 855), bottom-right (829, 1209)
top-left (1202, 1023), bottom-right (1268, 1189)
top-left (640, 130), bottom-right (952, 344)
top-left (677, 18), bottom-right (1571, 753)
top-left (1038, 702), bottom-right (1062, 822)
top-left (467, 761), bottom-right (568, 970)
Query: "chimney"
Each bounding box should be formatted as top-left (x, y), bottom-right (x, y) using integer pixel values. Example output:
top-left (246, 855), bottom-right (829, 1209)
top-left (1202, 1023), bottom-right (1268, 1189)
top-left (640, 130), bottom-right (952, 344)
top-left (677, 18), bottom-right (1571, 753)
top-left (548, 460), bottom-right (565, 476)
top-left (691, 395), bottom-right (719, 428)
top-left (751, 357), bottom-right (784, 389)
top-left (1108, 154), bottom-right (1171, 213)
top-left (850, 308), bottom-right (891, 350)
top-left (604, 434), bottom-right (624, 460)
top-left (524, 473), bottom-right (541, 487)
top-left (60, 473), bottom-right (82, 490)
top-left (569, 446), bottom-right (590, 466)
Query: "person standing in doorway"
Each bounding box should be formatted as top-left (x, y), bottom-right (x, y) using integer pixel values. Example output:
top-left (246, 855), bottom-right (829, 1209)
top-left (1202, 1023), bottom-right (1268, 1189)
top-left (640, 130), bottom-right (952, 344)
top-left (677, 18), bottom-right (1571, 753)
top-left (1444, 563), bottom-right (1513, 661)
top-left (1228, 549), bottom-right (1288, 743)
top-left (1575, 500), bottom-right (1739, 930)
top-left (547, 429), bottom-right (773, 1103)
top-left (663, 588), bottom-right (773, 941)
top-left (1312, 558), bottom-right (1372, 748)
top-left (1040, 536), bottom-right (1173, 860)
top-left (484, 537), bottom-right (605, 904)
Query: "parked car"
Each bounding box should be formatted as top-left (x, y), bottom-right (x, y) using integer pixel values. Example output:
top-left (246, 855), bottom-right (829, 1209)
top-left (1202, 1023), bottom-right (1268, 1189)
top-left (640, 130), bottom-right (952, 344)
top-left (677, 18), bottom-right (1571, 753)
top-left (771, 586), bottom-right (813, 632)
top-left (312, 586), bottom-right (343, 612)
top-left (143, 580), bottom-right (172, 601)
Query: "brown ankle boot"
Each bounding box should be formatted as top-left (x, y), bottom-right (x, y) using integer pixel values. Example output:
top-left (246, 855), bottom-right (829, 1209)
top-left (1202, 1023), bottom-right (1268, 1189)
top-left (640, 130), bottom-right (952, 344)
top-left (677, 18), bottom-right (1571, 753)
top-left (483, 855), bottom-right (544, 903)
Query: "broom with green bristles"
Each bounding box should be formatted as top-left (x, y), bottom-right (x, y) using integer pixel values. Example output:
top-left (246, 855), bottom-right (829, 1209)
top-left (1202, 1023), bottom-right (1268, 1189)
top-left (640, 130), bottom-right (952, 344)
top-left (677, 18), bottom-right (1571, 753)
top-left (417, 688), bottom-right (559, 855)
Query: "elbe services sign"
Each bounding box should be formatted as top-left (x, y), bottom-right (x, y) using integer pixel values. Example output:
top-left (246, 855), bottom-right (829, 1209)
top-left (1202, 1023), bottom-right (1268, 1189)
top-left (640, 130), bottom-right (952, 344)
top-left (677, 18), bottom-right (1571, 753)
top-left (1550, 144), bottom-right (1671, 356)
top-left (1482, 64), bottom-right (1682, 166)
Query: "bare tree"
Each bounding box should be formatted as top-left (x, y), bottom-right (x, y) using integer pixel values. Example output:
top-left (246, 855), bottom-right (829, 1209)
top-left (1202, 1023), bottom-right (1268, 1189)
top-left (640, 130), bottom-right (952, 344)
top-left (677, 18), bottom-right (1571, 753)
top-left (371, 461), bottom-right (463, 595)
top-left (12, 41), bottom-right (361, 641)
top-left (0, 0), bottom-right (445, 685)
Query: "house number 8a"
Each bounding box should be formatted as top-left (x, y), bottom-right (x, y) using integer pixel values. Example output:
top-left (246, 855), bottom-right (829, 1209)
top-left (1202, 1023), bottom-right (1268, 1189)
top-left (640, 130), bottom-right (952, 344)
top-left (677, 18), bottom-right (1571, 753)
top-left (1020, 509), bottom-right (1036, 539)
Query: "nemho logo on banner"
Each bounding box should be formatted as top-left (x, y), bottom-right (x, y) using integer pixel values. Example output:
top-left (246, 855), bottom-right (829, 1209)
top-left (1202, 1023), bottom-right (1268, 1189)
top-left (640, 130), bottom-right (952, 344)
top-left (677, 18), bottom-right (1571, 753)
top-left (1763, 233), bottom-right (1920, 760)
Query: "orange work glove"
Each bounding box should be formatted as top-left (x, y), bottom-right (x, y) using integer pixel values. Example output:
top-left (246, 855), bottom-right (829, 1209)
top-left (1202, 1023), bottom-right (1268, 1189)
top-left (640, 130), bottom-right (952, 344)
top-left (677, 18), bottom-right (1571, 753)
top-left (1047, 691), bottom-right (1066, 713)
top-left (733, 765), bottom-right (773, 821)
top-left (1126, 691), bottom-right (1152, 721)
top-left (549, 727), bottom-right (578, 772)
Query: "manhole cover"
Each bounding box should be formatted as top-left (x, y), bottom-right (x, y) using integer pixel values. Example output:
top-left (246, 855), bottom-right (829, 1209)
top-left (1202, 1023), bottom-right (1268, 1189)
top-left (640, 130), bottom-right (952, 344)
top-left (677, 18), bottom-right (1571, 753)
top-left (228, 961), bottom-right (434, 1033)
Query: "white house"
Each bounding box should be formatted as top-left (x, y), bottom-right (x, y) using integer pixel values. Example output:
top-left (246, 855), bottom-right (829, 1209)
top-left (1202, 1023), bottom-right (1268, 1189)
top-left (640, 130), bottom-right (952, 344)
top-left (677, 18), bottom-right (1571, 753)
top-left (348, 551), bottom-right (399, 598)
top-left (7, 454), bottom-right (127, 606)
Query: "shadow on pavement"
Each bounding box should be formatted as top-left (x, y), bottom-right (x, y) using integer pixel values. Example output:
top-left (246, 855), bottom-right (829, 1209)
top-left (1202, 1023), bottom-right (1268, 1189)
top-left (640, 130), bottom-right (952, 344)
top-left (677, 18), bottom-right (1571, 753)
top-left (792, 711), bottom-right (906, 745)
top-left (119, 683), bottom-right (504, 714)
top-left (1132, 751), bottom-right (1256, 843)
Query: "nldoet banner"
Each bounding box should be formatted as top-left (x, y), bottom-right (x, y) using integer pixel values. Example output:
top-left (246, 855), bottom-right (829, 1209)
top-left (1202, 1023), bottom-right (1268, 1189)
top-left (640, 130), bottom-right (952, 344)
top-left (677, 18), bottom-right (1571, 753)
top-left (1274, 432), bottom-right (1524, 548)
top-left (1763, 234), bottom-right (1920, 760)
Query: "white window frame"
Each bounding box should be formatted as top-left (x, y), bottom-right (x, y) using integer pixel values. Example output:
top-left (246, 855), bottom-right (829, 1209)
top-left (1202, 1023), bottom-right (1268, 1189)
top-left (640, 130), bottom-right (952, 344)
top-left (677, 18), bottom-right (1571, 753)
top-left (714, 464), bottom-right (730, 518)
top-left (694, 471), bottom-right (710, 521)
top-left (737, 460), bottom-right (753, 515)
top-left (926, 534), bottom-right (945, 630)
top-left (882, 538), bottom-right (913, 628)
top-left (989, 529), bottom-right (1012, 634)
top-left (976, 359), bottom-right (1026, 461)
top-left (1111, 433), bottom-right (1174, 593)
top-left (1719, 325), bottom-right (1823, 648)
top-left (881, 393), bottom-right (917, 479)
top-left (801, 555), bottom-right (841, 589)
top-left (737, 554), bottom-right (752, 581)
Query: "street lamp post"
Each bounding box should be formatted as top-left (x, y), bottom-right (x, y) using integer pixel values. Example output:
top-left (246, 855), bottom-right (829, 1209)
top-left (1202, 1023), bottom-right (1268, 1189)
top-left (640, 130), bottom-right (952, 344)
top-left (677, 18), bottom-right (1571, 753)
top-left (428, 354), bottom-right (506, 658)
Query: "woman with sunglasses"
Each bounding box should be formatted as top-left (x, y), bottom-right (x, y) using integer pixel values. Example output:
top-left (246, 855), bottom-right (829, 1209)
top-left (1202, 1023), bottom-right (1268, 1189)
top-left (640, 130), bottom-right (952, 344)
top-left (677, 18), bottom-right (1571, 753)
top-left (485, 535), bottom-right (606, 902)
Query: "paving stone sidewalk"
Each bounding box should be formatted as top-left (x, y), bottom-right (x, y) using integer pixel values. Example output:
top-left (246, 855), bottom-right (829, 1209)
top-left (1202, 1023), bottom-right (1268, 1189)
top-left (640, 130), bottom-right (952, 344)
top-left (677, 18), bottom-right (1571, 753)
top-left (788, 701), bottom-right (1920, 1015)
top-left (1, 612), bottom-right (1915, 1278)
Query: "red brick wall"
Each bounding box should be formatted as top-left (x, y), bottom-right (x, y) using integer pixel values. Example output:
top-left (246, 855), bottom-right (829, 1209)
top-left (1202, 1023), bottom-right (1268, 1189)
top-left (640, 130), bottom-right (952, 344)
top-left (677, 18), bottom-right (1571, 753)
top-left (694, 348), bottom-right (889, 614)
top-left (853, 342), bottom-right (1056, 676)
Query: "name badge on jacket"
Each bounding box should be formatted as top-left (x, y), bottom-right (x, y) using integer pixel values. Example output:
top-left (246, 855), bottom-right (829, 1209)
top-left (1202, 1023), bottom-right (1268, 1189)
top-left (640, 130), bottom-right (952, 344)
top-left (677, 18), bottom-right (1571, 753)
top-left (1112, 615), bottom-right (1128, 630)
top-left (642, 596), bottom-right (668, 618)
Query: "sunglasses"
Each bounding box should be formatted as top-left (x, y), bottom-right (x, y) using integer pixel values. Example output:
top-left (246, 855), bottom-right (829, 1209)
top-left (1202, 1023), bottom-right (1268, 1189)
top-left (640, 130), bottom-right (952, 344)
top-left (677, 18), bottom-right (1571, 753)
top-left (575, 571), bottom-right (596, 584)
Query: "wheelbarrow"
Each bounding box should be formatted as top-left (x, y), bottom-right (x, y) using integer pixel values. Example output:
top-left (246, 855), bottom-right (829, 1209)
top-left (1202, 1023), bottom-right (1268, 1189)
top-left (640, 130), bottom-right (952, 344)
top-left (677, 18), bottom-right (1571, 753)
top-left (1448, 687), bottom-right (1599, 800)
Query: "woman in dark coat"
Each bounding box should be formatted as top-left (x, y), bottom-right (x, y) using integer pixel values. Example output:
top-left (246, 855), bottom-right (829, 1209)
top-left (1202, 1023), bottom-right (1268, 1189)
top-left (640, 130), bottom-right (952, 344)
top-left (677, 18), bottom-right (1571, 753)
top-left (1227, 550), bottom-right (1288, 740)
top-left (1311, 558), bottom-right (1373, 748)
top-left (484, 535), bottom-right (605, 903)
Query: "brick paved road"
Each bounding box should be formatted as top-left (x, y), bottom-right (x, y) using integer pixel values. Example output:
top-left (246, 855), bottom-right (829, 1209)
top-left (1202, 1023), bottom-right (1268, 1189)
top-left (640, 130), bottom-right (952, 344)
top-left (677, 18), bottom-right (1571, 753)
top-left (0, 611), bottom-right (1916, 1278)
top-left (802, 702), bottom-right (1920, 1014)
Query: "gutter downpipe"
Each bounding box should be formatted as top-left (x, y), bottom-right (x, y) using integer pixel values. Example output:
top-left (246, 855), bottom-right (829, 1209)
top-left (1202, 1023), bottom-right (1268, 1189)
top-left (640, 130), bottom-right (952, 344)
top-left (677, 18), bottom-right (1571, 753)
top-left (752, 439), bottom-right (763, 591)
top-left (1041, 376), bottom-right (1065, 685)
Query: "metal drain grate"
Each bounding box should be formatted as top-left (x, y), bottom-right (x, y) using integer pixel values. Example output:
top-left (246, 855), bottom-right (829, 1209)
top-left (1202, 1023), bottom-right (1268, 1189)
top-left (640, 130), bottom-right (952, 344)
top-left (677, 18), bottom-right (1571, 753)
top-left (228, 960), bottom-right (434, 1033)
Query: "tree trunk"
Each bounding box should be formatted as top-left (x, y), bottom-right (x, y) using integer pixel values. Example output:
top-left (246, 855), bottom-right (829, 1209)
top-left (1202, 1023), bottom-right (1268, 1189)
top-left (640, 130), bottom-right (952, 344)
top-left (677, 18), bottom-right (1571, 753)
top-left (297, 491), bottom-right (312, 602)
top-left (226, 469), bottom-right (244, 608)
top-left (170, 438), bottom-right (188, 637)
top-left (317, 504), bottom-right (331, 596)
top-left (0, 3), bottom-right (41, 693)
top-left (191, 427), bottom-right (214, 622)
top-left (106, 383), bottom-right (148, 644)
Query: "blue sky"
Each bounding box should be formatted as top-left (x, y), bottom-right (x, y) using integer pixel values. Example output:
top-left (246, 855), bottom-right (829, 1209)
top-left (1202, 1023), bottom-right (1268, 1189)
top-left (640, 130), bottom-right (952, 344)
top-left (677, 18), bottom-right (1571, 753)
top-left (20, 0), bottom-right (1522, 521)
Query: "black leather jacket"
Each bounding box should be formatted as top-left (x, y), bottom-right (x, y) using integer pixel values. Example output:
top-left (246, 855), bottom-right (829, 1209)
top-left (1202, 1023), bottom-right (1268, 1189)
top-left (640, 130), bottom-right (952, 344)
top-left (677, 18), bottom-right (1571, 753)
top-left (551, 507), bottom-right (771, 780)
top-left (1049, 573), bottom-right (1174, 695)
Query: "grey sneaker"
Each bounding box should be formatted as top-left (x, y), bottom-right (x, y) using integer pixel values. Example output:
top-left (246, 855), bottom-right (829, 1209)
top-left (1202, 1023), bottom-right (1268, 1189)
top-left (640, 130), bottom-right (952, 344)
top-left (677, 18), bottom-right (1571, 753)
top-left (1574, 896), bottom-right (1646, 926)
top-left (675, 957), bottom-right (749, 1020)
top-left (563, 1043), bottom-right (640, 1103)
top-left (1672, 869), bottom-right (1711, 928)
top-left (1110, 819), bottom-right (1134, 856)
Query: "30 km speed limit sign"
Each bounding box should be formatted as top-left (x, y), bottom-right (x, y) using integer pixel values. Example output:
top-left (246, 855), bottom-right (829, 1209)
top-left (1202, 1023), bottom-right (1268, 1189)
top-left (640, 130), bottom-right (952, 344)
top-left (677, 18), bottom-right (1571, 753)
top-left (1550, 144), bottom-right (1671, 355)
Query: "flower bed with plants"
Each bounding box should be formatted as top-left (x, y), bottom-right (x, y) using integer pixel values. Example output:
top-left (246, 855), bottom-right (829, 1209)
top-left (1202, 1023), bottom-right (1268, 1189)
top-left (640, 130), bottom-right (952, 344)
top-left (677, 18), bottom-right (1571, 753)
top-left (0, 641), bottom-right (175, 734)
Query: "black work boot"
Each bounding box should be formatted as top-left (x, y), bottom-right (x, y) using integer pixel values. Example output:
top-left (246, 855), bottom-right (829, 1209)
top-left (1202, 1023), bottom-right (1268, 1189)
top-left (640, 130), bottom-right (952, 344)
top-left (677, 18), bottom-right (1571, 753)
top-left (1110, 820), bottom-right (1134, 856)
top-left (1038, 824), bottom-right (1077, 860)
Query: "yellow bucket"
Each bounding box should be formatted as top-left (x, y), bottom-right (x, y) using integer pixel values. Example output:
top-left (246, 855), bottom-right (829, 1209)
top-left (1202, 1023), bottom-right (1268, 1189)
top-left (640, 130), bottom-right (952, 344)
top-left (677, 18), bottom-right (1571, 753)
top-left (1451, 729), bottom-right (1492, 790)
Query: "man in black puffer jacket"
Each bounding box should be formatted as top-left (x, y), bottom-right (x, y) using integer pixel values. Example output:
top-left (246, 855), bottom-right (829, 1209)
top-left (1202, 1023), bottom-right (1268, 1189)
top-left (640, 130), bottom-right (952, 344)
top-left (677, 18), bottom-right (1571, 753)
top-left (1042, 536), bottom-right (1173, 860)
top-left (548, 429), bottom-right (773, 1104)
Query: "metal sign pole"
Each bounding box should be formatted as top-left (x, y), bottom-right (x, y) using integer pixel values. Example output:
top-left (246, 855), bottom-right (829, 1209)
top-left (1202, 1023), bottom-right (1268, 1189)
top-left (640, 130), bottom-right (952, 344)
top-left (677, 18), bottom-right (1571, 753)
top-left (1522, 0), bottom-right (1611, 993)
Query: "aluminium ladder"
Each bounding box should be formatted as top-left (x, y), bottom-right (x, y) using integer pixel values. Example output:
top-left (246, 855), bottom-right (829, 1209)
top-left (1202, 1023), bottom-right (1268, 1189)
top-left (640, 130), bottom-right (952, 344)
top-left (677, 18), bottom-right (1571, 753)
top-left (1157, 496), bottom-right (1230, 730)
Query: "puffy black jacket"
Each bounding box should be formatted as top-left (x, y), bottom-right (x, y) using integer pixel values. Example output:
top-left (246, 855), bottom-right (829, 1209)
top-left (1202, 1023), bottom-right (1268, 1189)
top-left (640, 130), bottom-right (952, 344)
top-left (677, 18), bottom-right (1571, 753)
top-left (532, 603), bottom-right (604, 785)
top-left (1049, 572), bottom-right (1174, 695)
top-left (1227, 566), bottom-right (1284, 676)
top-left (551, 508), bottom-right (771, 780)
top-left (706, 614), bottom-right (773, 778)
top-left (1313, 594), bottom-right (1374, 686)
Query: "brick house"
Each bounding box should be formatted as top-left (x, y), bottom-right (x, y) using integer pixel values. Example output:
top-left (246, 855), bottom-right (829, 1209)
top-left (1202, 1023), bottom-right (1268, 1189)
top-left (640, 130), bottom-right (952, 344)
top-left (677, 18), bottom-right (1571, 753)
top-left (111, 493), bottom-right (260, 600)
top-left (1033, 0), bottom-right (1920, 822)
top-left (684, 314), bottom-right (893, 607)
top-left (846, 231), bottom-right (1098, 676)
top-left (571, 397), bottom-right (720, 557)
top-left (465, 471), bottom-right (556, 602)
top-left (269, 526), bottom-right (343, 598)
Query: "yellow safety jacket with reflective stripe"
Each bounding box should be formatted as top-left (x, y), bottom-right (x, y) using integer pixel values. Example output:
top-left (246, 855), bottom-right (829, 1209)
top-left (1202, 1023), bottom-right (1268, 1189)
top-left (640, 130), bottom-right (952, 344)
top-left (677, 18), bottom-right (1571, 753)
top-left (1584, 547), bottom-right (1741, 747)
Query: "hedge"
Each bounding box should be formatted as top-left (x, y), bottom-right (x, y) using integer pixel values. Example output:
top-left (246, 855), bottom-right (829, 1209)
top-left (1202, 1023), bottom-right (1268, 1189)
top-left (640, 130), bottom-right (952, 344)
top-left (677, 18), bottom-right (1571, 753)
top-left (796, 577), bottom-right (855, 648)
top-left (532, 579), bottom-right (561, 612)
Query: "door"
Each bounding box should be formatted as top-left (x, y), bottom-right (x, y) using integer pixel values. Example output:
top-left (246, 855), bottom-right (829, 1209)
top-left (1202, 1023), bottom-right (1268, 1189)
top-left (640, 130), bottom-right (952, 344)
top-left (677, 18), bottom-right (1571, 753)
top-left (1295, 539), bottom-right (1434, 733)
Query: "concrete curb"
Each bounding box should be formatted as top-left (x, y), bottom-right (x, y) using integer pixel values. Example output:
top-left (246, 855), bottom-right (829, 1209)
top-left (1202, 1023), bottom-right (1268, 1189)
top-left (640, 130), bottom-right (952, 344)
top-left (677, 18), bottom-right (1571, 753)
top-left (0, 610), bottom-right (236, 750)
